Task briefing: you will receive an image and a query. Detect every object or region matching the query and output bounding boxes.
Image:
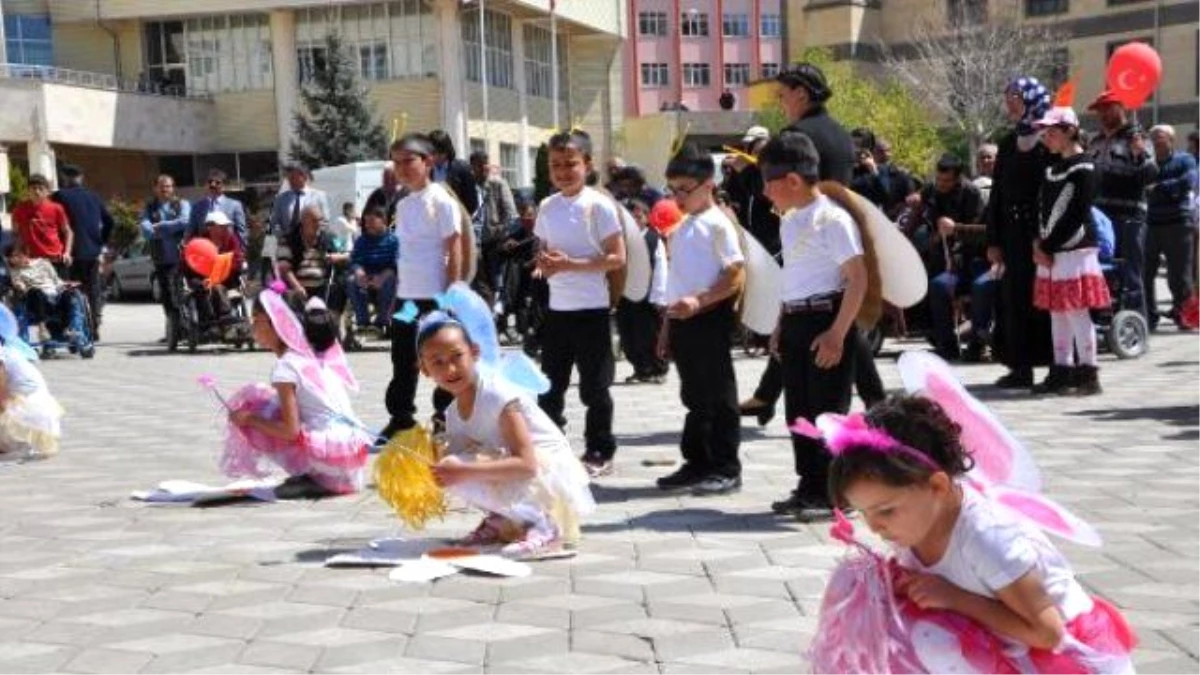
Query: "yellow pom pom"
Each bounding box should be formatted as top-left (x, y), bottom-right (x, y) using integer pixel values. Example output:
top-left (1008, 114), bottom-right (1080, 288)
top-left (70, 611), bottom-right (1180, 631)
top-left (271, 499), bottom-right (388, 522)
top-left (373, 425), bottom-right (447, 530)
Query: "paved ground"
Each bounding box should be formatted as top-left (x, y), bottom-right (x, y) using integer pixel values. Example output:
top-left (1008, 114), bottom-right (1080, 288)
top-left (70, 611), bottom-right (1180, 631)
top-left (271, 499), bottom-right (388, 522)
top-left (0, 298), bottom-right (1195, 674)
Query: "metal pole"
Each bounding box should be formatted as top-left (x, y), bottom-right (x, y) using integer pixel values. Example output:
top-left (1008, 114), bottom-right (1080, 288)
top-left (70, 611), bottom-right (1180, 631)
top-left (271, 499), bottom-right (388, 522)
top-left (479, 0), bottom-right (490, 141)
top-left (550, 0), bottom-right (559, 129)
top-left (1152, 0), bottom-right (1161, 124)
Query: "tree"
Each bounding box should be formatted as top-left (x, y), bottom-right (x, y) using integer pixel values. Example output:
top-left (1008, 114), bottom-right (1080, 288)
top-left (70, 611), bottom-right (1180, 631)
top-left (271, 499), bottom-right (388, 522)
top-left (756, 48), bottom-right (941, 176)
top-left (879, 7), bottom-right (1066, 161)
top-left (290, 32), bottom-right (388, 169)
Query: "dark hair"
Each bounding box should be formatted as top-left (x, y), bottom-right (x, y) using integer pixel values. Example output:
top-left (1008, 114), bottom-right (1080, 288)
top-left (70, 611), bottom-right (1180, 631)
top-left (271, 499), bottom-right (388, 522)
top-left (757, 131), bottom-right (820, 183)
top-left (665, 142), bottom-right (715, 181)
top-left (469, 151), bottom-right (489, 165)
top-left (361, 206), bottom-right (387, 222)
top-left (415, 312), bottom-right (475, 353)
top-left (428, 129), bottom-right (456, 160)
top-left (850, 127), bottom-right (877, 152)
top-left (626, 198), bottom-right (649, 215)
top-left (390, 132), bottom-right (435, 158)
top-left (60, 164), bottom-right (83, 179)
top-left (207, 168), bottom-right (228, 183)
top-left (935, 153), bottom-right (964, 175)
top-left (828, 396), bottom-right (974, 507)
top-left (776, 62), bottom-right (832, 103)
top-left (548, 128), bottom-right (593, 160)
top-left (585, 169), bottom-right (600, 187)
top-left (1189, 131), bottom-right (1199, 143)
top-left (27, 173), bottom-right (50, 189)
top-left (342, 201), bottom-right (354, 211)
top-left (252, 290), bottom-right (339, 354)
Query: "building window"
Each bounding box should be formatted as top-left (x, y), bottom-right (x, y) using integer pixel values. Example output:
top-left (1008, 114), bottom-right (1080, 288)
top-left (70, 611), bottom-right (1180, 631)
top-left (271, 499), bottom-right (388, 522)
top-left (761, 62), bottom-right (780, 79)
top-left (181, 15), bottom-right (273, 93)
top-left (760, 13), bottom-right (782, 38)
top-left (463, 7), bottom-right (514, 89)
top-left (640, 63), bottom-right (669, 88)
top-left (4, 15), bottom-right (53, 67)
top-left (722, 14), bottom-right (749, 38)
top-left (724, 63), bottom-right (750, 87)
top-left (157, 150), bottom-right (280, 189)
top-left (680, 12), bottom-right (709, 37)
top-left (500, 143), bottom-right (520, 187)
top-left (144, 21), bottom-right (188, 94)
top-left (294, 2), bottom-right (436, 84)
top-left (1025, 0), bottom-right (1068, 16)
top-left (638, 11), bottom-right (668, 37)
top-left (947, 0), bottom-right (987, 26)
top-left (682, 63), bottom-right (710, 88)
top-left (524, 23), bottom-right (568, 100)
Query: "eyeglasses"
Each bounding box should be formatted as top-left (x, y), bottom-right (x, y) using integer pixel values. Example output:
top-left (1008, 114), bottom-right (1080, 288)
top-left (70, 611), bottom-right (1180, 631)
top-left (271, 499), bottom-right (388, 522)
top-left (208, 179), bottom-right (223, 187)
top-left (666, 182), bottom-right (705, 198)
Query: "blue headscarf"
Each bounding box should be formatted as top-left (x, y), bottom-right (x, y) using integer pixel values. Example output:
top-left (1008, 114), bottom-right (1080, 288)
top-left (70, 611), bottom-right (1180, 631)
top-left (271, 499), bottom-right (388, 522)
top-left (1008, 76), bottom-right (1050, 136)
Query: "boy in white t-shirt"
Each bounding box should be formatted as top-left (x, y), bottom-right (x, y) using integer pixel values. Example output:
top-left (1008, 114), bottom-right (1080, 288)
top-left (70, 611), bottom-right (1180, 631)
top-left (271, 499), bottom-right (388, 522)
top-left (533, 129), bottom-right (627, 477)
top-left (379, 133), bottom-right (464, 441)
top-left (760, 132), bottom-right (868, 520)
top-left (655, 143), bottom-right (745, 495)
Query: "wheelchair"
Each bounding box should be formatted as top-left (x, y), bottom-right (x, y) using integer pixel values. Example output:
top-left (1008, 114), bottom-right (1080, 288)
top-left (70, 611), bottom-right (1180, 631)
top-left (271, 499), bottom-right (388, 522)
top-left (1093, 258), bottom-right (1148, 360)
top-left (165, 268), bottom-right (254, 353)
top-left (11, 284), bottom-right (96, 360)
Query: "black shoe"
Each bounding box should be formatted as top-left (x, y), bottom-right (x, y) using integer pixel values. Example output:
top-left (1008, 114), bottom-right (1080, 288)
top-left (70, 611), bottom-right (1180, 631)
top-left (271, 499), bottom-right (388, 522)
top-left (771, 490), bottom-right (804, 515)
top-left (994, 370), bottom-right (1033, 389)
top-left (739, 400), bottom-right (774, 426)
top-left (793, 499), bottom-right (836, 523)
top-left (274, 475), bottom-right (334, 500)
top-left (962, 342), bottom-right (984, 363)
top-left (374, 419), bottom-right (412, 447)
top-left (691, 475), bottom-right (742, 495)
top-left (1073, 365), bottom-right (1103, 396)
top-left (1032, 365), bottom-right (1073, 395)
top-left (656, 466), bottom-right (704, 491)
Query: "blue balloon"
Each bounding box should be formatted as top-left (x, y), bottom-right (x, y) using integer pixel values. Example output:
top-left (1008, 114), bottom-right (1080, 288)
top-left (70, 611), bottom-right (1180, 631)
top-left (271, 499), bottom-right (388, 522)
top-left (393, 300), bottom-right (419, 324)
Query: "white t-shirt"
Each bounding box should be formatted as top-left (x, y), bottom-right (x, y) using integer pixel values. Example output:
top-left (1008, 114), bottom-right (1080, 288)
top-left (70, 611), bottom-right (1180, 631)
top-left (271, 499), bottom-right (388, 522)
top-left (648, 231), bottom-right (668, 306)
top-left (394, 183), bottom-right (461, 300)
top-left (445, 371), bottom-right (570, 460)
top-left (533, 187), bottom-right (622, 311)
top-left (664, 205), bottom-right (744, 306)
top-left (898, 487), bottom-right (1093, 621)
top-left (780, 194), bottom-right (863, 302)
top-left (270, 356), bottom-right (357, 431)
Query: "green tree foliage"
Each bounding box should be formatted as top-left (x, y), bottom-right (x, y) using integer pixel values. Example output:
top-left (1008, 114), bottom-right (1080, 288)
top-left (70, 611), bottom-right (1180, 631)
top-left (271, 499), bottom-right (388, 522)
top-left (106, 198), bottom-right (142, 254)
top-left (756, 48), bottom-right (941, 177)
top-left (290, 32), bottom-right (388, 170)
top-left (7, 161), bottom-right (29, 203)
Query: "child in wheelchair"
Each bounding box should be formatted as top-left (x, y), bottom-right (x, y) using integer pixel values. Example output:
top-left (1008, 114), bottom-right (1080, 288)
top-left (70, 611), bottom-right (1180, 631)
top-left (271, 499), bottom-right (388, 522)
top-left (346, 206), bottom-right (398, 335)
top-left (4, 244), bottom-right (94, 357)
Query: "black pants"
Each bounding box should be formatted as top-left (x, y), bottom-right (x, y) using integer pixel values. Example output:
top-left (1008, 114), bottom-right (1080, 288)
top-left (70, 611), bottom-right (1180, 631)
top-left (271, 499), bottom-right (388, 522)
top-left (670, 302), bottom-right (741, 479)
top-left (1112, 213), bottom-right (1148, 319)
top-left (538, 308), bottom-right (616, 458)
top-left (154, 264), bottom-right (177, 318)
top-left (1144, 223), bottom-right (1196, 325)
top-left (386, 298), bottom-right (453, 429)
top-left (780, 310), bottom-right (857, 504)
top-left (994, 216), bottom-right (1053, 373)
top-left (752, 328), bottom-right (884, 408)
top-left (69, 258), bottom-right (102, 334)
top-left (616, 298), bottom-right (666, 377)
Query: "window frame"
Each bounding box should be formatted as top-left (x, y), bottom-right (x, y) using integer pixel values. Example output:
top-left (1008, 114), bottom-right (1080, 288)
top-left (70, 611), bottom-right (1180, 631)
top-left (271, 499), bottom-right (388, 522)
top-left (638, 11), bottom-right (668, 37)
top-left (722, 13), bottom-right (749, 38)
top-left (1024, 0), bottom-right (1069, 17)
top-left (723, 62), bottom-right (750, 87)
top-left (682, 62), bottom-right (711, 88)
top-left (640, 62), bottom-right (669, 88)
top-left (759, 13), bottom-right (782, 38)
top-left (680, 12), bottom-right (710, 37)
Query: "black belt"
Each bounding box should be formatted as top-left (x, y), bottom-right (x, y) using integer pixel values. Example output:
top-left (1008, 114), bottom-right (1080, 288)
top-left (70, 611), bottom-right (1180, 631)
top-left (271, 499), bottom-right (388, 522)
top-left (782, 292), bottom-right (841, 315)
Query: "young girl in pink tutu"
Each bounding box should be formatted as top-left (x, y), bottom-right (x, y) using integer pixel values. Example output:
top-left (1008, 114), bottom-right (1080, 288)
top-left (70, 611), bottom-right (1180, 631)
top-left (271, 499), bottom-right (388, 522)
top-left (806, 352), bottom-right (1136, 674)
top-left (222, 284), bottom-right (371, 497)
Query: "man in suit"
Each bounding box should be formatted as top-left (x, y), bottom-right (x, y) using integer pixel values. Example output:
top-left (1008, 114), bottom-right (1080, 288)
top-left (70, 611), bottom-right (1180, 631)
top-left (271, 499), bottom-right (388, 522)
top-left (427, 130), bottom-right (479, 216)
top-left (51, 164), bottom-right (114, 339)
top-left (268, 163), bottom-right (330, 240)
top-left (188, 169), bottom-right (248, 245)
top-left (469, 151), bottom-right (517, 315)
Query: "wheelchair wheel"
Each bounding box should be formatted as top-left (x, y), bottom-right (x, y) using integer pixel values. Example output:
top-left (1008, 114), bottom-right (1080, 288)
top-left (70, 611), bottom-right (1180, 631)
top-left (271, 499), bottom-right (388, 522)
top-left (1108, 310), bottom-right (1148, 359)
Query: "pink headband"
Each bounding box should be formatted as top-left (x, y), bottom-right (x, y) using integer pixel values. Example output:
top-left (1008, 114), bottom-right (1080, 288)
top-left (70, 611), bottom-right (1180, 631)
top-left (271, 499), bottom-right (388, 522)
top-left (791, 414), bottom-right (942, 472)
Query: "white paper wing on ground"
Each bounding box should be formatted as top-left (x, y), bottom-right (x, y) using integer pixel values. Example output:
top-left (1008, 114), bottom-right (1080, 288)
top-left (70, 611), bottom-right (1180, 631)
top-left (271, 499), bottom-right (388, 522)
top-left (740, 228), bottom-right (783, 336)
top-left (326, 538), bottom-right (441, 567)
top-left (130, 479), bottom-right (280, 503)
top-left (850, 190), bottom-right (928, 308)
top-left (444, 554), bottom-right (532, 578)
top-left (389, 557), bottom-right (460, 583)
top-left (898, 351), bottom-right (1042, 493)
top-left (621, 207), bottom-right (652, 302)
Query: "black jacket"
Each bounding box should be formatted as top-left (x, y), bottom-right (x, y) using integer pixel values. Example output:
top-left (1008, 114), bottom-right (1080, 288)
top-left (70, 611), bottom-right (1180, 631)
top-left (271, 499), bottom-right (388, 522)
top-left (1089, 123), bottom-right (1157, 219)
top-left (51, 185), bottom-right (113, 261)
top-left (722, 165), bottom-right (781, 255)
top-left (438, 159), bottom-right (480, 216)
top-left (1038, 154), bottom-right (1098, 254)
top-left (782, 106), bottom-right (855, 185)
top-left (852, 163), bottom-right (916, 218)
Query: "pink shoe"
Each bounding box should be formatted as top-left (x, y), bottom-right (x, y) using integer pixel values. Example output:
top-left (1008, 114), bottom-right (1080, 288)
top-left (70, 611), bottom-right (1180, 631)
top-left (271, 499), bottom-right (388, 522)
top-left (500, 525), bottom-right (574, 561)
top-left (455, 514), bottom-right (513, 547)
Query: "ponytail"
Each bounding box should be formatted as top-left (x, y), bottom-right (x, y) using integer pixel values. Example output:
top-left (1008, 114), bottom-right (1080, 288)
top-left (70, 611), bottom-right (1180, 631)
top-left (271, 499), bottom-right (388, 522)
top-left (277, 290), bottom-right (340, 354)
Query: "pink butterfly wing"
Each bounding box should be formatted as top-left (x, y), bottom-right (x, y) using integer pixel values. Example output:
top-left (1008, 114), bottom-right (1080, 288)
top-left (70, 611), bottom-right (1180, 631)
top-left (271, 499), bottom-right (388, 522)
top-left (990, 487), bottom-right (1103, 547)
top-left (319, 342), bottom-right (360, 392)
top-left (262, 292), bottom-right (315, 358)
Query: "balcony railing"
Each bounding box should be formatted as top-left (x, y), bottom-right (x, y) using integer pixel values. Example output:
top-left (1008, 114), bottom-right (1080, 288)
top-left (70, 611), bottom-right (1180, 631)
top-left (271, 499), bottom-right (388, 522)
top-left (0, 64), bottom-right (212, 100)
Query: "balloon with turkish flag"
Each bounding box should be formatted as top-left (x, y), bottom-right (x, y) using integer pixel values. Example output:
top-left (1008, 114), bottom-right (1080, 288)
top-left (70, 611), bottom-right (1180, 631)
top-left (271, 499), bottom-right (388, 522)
top-left (1105, 42), bottom-right (1162, 110)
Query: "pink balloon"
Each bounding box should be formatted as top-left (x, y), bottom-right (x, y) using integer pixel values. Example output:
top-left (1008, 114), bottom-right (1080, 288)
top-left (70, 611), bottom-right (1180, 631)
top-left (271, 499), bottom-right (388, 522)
top-left (1106, 42), bottom-right (1162, 109)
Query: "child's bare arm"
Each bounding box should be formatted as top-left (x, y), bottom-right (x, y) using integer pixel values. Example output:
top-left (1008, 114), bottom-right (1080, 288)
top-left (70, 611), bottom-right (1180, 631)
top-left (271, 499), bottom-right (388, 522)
top-left (434, 402), bottom-right (539, 485)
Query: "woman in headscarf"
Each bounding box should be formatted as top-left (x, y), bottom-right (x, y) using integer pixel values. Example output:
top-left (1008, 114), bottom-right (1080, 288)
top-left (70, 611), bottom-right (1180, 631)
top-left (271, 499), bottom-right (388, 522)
top-left (985, 77), bottom-right (1054, 389)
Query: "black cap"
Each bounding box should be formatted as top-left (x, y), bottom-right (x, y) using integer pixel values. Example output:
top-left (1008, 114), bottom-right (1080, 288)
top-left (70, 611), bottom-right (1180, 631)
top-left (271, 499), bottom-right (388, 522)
top-left (60, 164), bottom-right (83, 178)
top-left (776, 63), bottom-right (832, 103)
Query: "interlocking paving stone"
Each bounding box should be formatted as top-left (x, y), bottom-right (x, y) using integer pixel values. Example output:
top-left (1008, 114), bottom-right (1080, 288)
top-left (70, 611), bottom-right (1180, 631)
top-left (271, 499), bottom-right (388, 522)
top-left (0, 300), bottom-right (1192, 671)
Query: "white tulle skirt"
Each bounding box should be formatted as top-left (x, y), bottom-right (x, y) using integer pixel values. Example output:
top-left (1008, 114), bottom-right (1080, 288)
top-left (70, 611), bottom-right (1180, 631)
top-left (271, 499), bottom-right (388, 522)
top-left (0, 389), bottom-right (64, 458)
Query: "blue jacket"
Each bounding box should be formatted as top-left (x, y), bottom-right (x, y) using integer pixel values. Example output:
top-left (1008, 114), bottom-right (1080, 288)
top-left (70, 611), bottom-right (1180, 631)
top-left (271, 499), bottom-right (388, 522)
top-left (51, 185), bottom-right (114, 261)
top-left (350, 231), bottom-right (399, 276)
top-left (1148, 151), bottom-right (1198, 227)
top-left (139, 198), bottom-right (192, 266)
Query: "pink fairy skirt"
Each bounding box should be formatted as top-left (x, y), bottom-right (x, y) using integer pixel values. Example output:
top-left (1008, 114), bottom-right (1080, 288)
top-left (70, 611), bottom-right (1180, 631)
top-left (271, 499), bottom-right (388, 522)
top-left (1034, 248), bottom-right (1112, 312)
top-left (810, 553), bottom-right (1136, 674)
top-left (220, 383), bottom-right (370, 494)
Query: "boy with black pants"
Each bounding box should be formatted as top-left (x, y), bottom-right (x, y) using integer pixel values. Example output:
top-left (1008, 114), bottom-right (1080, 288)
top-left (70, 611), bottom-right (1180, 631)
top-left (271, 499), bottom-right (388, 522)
top-left (656, 144), bottom-right (746, 495)
top-left (534, 130), bottom-right (627, 478)
top-left (617, 199), bottom-right (668, 383)
top-left (760, 132), bottom-right (867, 520)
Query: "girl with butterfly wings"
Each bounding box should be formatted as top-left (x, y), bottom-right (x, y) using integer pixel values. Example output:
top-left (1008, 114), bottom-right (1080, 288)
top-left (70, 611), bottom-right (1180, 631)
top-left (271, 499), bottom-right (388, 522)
top-left (801, 351), bottom-right (1136, 674)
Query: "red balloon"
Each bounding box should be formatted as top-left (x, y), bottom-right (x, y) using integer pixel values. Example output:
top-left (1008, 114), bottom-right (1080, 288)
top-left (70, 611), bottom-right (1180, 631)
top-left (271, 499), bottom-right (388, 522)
top-left (183, 238), bottom-right (219, 276)
top-left (1105, 42), bottom-right (1162, 110)
top-left (649, 199), bottom-right (684, 235)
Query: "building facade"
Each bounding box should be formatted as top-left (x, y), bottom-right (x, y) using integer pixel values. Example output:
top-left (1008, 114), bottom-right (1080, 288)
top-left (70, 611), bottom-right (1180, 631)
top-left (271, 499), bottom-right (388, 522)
top-left (0, 0), bottom-right (626, 200)
top-left (787, 0), bottom-right (1197, 132)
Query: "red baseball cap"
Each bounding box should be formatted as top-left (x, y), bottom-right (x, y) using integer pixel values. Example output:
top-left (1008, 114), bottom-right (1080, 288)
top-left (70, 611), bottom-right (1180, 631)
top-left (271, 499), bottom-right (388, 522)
top-left (1087, 90), bottom-right (1124, 111)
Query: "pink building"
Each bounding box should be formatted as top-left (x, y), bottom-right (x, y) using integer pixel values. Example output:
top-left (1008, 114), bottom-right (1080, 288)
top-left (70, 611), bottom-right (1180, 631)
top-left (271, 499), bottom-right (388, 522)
top-left (625, 0), bottom-right (785, 117)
